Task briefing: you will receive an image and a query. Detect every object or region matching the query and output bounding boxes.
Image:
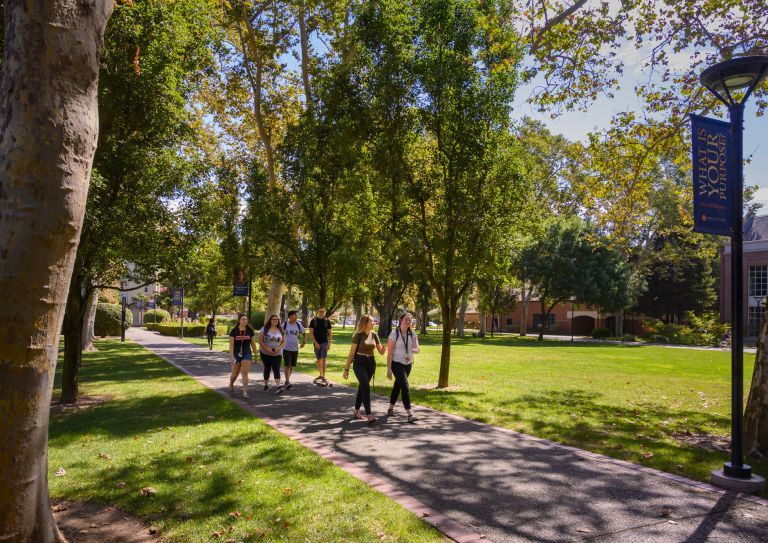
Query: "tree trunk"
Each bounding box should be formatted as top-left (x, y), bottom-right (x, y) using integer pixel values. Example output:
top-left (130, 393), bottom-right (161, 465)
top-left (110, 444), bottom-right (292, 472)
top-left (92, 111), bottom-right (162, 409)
top-left (301, 292), bottom-right (309, 327)
top-left (457, 294), bottom-right (468, 337)
top-left (375, 287), bottom-right (396, 340)
top-left (266, 277), bottom-right (282, 320)
top-left (284, 284), bottom-right (292, 320)
top-left (0, 1), bottom-right (112, 540)
top-left (745, 306), bottom-right (768, 457)
top-left (418, 280), bottom-right (430, 335)
top-left (520, 283), bottom-right (531, 336)
top-left (538, 300), bottom-right (547, 341)
top-left (437, 303), bottom-right (456, 388)
top-left (61, 277), bottom-right (86, 404)
top-left (353, 296), bottom-right (363, 326)
top-left (615, 307), bottom-right (624, 337)
top-left (478, 307), bottom-right (486, 337)
top-left (490, 312), bottom-right (495, 338)
top-left (81, 288), bottom-right (99, 352)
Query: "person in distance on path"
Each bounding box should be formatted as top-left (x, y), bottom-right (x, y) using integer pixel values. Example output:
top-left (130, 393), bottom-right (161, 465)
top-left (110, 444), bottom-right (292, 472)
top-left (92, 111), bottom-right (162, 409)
top-left (259, 314), bottom-right (286, 393)
top-left (309, 307), bottom-right (333, 385)
top-left (386, 312), bottom-right (420, 423)
top-left (205, 317), bottom-right (217, 350)
top-left (281, 310), bottom-right (306, 390)
top-left (229, 314), bottom-right (257, 399)
top-left (343, 315), bottom-right (386, 424)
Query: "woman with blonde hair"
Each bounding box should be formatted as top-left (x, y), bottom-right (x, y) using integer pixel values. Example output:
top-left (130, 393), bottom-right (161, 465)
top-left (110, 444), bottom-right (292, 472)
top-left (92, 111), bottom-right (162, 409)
top-left (343, 315), bottom-right (386, 423)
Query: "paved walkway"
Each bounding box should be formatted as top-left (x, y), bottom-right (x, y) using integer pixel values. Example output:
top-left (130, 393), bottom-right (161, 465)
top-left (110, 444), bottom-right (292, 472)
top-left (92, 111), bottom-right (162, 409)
top-left (128, 328), bottom-right (768, 543)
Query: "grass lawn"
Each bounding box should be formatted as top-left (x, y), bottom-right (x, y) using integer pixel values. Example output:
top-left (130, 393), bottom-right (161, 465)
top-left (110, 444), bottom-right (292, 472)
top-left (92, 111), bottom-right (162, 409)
top-left (48, 340), bottom-right (444, 543)
top-left (189, 328), bottom-right (767, 492)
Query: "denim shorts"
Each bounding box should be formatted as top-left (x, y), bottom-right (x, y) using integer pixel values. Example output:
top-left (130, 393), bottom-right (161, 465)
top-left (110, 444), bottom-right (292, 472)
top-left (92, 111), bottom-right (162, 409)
top-left (313, 342), bottom-right (328, 359)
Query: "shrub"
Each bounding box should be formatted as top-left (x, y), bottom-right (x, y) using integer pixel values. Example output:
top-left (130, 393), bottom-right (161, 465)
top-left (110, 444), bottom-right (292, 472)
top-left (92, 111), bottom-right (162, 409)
top-left (620, 334), bottom-right (637, 342)
top-left (153, 323), bottom-right (228, 337)
top-left (250, 310), bottom-right (265, 330)
top-left (98, 289), bottom-right (119, 304)
top-left (143, 309), bottom-right (171, 324)
top-left (685, 311), bottom-right (730, 346)
top-left (95, 303), bottom-right (133, 336)
top-left (591, 327), bottom-right (611, 339)
top-left (145, 323), bottom-right (159, 331)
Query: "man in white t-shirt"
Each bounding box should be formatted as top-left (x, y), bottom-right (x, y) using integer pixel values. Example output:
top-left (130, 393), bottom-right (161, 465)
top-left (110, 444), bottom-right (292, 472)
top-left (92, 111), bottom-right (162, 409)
top-left (281, 310), bottom-right (306, 389)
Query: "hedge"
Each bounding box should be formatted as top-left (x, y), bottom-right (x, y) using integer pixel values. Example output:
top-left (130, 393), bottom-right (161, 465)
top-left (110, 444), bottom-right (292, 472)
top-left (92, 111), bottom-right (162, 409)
top-left (591, 327), bottom-right (611, 339)
top-left (150, 323), bottom-right (229, 338)
top-left (143, 309), bottom-right (171, 323)
top-left (95, 303), bottom-right (133, 336)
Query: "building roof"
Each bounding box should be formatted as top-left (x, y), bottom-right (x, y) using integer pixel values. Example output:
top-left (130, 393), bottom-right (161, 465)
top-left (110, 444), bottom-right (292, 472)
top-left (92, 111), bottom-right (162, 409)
top-left (744, 215), bottom-right (768, 241)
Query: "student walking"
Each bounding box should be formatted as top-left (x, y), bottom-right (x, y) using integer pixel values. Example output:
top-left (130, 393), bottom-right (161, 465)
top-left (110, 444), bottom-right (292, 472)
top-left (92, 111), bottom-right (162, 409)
top-left (205, 317), bottom-right (217, 350)
top-left (386, 312), bottom-right (420, 422)
top-left (309, 307), bottom-right (333, 386)
top-left (259, 314), bottom-right (286, 393)
top-left (281, 310), bottom-right (305, 390)
top-left (343, 315), bottom-right (386, 423)
top-left (229, 314), bottom-right (257, 398)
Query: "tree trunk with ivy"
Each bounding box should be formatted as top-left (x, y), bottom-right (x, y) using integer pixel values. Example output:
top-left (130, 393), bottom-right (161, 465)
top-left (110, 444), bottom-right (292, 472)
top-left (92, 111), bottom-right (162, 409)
top-left (745, 305), bottom-right (768, 458)
top-left (0, 1), bottom-right (112, 540)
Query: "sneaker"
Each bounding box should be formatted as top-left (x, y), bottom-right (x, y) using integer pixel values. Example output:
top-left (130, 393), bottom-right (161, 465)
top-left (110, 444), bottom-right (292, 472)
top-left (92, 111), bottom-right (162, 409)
top-left (387, 408), bottom-right (396, 416)
top-left (286, 383), bottom-right (293, 390)
top-left (321, 377), bottom-right (328, 385)
top-left (243, 390), bottom-right (249, 399)
top-left (275, 385), bottom-right (285, 395)
top-left (264, 385), bottom-right (269, 391)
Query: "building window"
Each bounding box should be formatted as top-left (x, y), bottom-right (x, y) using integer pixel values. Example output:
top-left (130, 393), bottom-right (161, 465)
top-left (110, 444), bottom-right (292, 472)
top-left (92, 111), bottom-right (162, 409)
top-left (506, 318), bottom-right (513, 325)
top-left (144, 287), bottom-right (149, 293)
top-left (748, 306), bottom-right (763, 336)
top-left (749, 265), bottom-right (768, 297)
top-left (533, 314), bottom-right (556, 328)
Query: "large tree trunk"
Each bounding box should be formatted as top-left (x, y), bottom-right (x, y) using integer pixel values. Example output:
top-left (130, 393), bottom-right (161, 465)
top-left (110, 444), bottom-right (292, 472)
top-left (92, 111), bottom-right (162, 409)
top-left (301, 292), bottom-right (309, 327)
top-left (0, 1), bottom-right (112, 541)
top-left (266, 277), bottom-right (283, 320)
top-left (437, 302), bottom-right (456, 388)
top-left (81, 288), bottom-right (99, 352)
top-left (61, 276), bottom-right (87, 403)
top-left (353, 296), bottom-right (363, 326)
top-left (457, 294), bottom-right (468, 337)
top-left (418, 280), bottom-right (430, 335)
top-left (520, 283), bottom-right (531, 336)
top-left (538, 300), bottom-right (547, 341)
top-left (745, 306), bottom-right (768, 457)
top-left (478, 307), bottom-right (486, 337)
top-left (375, 286), bottom-right (397, 340)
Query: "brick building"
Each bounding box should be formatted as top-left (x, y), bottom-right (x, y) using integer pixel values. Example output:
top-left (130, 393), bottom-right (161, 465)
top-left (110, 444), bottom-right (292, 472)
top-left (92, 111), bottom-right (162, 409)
top-left (720, 214), bottom-right (768, 337)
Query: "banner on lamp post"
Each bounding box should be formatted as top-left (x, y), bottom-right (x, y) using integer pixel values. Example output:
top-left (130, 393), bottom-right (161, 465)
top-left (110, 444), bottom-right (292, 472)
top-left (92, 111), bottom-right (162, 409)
top-left (171, 288), bottom-right (183, 306)
top-left (233, 269), bottom-right (248, 297)
top-left (691, 114), bottom-right (732, 236)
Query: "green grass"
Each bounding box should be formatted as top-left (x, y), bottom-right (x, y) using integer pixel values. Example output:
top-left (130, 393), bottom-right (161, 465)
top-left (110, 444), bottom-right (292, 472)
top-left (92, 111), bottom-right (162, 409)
top-left (48, 340), bottom-right (445, 543)
top-left (188, 329), bottom-right (767, 491)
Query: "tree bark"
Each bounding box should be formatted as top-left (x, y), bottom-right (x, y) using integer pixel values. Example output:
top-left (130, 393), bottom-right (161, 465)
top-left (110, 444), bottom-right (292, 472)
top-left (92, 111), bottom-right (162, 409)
top-left (437, 302), bottom-right (456, 388)
top-left (457, 294), bottom-right (468, 337)
top-left (81, 288), bottom-right (99, 351)
top-left (301, 292), bottom-right (309, 327)
top-left (745, 306), bottom-right (768, 458)
top-left (375, 287), bottom-right (397, 340)
top-left (0, 1), bottom-right (112, 541)
top-left (538, 299), bottom-right (547, 341)
top-left (478, 307), bottom-right (486, 337)
top-left (266, 277), bottom-right (283, 321)
top-left (353, 296), bottom-right (363, 326)
top-left (520, 283), bottom-right (533, 337)
top-left (615, 307), bottom-right (624, 337)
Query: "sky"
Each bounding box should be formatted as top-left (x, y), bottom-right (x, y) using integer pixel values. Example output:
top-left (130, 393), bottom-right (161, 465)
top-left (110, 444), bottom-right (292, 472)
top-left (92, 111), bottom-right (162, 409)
top-left (512, 42), bottom-right (768, 212)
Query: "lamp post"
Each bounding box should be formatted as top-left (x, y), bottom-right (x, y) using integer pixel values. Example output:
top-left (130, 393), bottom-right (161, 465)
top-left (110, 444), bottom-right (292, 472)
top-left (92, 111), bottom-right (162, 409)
top-left (700, 55), bottom-right (768, 483)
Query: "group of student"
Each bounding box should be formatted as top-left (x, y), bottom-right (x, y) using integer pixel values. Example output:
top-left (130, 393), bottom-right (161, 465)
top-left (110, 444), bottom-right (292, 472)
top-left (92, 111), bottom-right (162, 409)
top-left (205, 308), bottom-right (420, 423)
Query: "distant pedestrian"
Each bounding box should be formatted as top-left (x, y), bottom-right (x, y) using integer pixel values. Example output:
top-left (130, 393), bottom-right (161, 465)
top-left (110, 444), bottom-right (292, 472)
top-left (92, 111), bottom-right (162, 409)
top-left (386, 312), bottom-right (420, 423)
top-left (309, 307), bottom-right (333, 386)
top-left (281, 310), bottom-right (306, 390)
top-left (259, 314), bottom-right (286, 393)
top-left (205, 317), bottom-right (217, 350)
top-left (229, 314), bottom-right (256, 398)
top-left (343, 315), bottom-right (386, 423)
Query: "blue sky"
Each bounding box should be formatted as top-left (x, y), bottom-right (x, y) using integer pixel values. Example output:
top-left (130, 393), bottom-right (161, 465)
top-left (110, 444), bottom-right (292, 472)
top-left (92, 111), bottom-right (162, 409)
top-left (513, 44), bottom-right (768, 212)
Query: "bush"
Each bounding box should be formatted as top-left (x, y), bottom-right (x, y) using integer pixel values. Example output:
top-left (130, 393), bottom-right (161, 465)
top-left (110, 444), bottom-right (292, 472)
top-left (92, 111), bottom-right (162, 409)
top-left (250, 310), bottom-right (265, 330)
top-left (145, 323), bottom-right (159, 331)
top-left (94, 303), bottom-right (133, 336)
top-left (591, 327), bottom-right (611, 339)
top-left (98, 289), bottom-right (120, 304)
top-left (143, 309), bottom-right (170, 324)
top-left (620, 334), bottom-right (637, 342)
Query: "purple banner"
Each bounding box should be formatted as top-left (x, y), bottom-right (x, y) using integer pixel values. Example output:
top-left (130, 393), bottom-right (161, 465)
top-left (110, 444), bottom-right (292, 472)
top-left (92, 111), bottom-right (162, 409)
top-left (691, 114), bottom-right (731, 236)
top-left (171, 288), bottom-right (183, 306)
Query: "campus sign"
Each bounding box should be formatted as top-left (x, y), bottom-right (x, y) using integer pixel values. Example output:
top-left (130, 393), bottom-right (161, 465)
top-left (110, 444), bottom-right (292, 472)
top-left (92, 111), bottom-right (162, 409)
top-left (233, 269), bottom-right (248, 297)
top-left (691, 114), bottom-right (731, 236)
top-left (171, 288), bottom-right (183, 306)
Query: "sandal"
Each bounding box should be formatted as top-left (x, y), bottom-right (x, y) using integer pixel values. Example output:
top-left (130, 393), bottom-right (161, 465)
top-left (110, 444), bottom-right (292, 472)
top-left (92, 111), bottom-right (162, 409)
top-left (387, 408), bottom-right (396, 416)
top-left (353, 412), bottom-right (365, 420)
top-left (367, 416), bottom-right (377, 425)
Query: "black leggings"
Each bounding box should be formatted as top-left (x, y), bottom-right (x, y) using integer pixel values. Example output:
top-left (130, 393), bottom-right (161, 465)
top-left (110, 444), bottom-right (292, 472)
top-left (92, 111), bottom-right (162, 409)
top-left (390, 361), bottom-right (412, 410)
top-left (353, 354), bottom-right (376, 415)
top-left (261, 353), bottom-right (282, 380)
top-left (207, 336), bottom-right (214, 348)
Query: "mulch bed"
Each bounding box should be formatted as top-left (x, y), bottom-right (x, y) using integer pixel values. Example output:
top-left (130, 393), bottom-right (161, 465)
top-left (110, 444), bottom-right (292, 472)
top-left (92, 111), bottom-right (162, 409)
top-left (52, 500), bottom-right (160, 543)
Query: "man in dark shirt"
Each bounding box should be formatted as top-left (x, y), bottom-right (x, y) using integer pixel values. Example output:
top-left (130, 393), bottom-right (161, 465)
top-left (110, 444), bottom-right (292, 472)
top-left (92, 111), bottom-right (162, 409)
top-left (309, 307), bottom-right (333, 385)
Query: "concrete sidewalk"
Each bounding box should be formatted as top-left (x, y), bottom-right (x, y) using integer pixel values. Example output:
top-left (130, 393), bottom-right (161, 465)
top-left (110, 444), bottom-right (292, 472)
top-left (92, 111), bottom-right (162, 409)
top-left (128, 328), bottom-right (768, 542)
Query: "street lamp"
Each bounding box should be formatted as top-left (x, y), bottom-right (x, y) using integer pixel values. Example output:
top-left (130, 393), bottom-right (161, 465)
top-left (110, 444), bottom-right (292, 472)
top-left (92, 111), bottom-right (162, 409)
top-left (700, 55), bottom-right (768, 485)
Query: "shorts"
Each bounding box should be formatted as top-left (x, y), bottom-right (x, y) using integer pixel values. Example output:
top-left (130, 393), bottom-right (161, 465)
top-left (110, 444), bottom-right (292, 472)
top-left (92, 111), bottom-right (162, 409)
top-left (283, 350), bottom-right (299, 367)
top-left (233, 354), bottom-right (252, 364)
top-left (314, 342), bottom-right (328, 359)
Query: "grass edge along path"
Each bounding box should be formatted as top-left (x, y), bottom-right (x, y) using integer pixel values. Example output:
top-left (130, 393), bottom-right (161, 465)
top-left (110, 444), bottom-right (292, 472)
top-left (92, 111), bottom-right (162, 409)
top-left (186, 329), bottom-right (768, 495)
top-left (48, 340), bottom-right (447, 543)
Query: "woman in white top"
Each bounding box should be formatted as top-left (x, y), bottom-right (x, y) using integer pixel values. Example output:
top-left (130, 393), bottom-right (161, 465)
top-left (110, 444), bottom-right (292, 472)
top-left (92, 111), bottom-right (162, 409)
top-left (259, 314), bottom-right (286, 393)
top-left (386, 312), bottom-right (420, 422)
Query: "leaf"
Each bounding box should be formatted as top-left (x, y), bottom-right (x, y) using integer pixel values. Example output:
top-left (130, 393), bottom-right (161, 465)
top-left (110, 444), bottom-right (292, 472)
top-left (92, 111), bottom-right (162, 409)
top-left (98, 452), bottom-right (112, 460)
top-left (55, 468), bottom-right (66, 477)
top-left (115, 482), bottom-right (127, 488)
top-left (139, 487), bottom-right (157, 496)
